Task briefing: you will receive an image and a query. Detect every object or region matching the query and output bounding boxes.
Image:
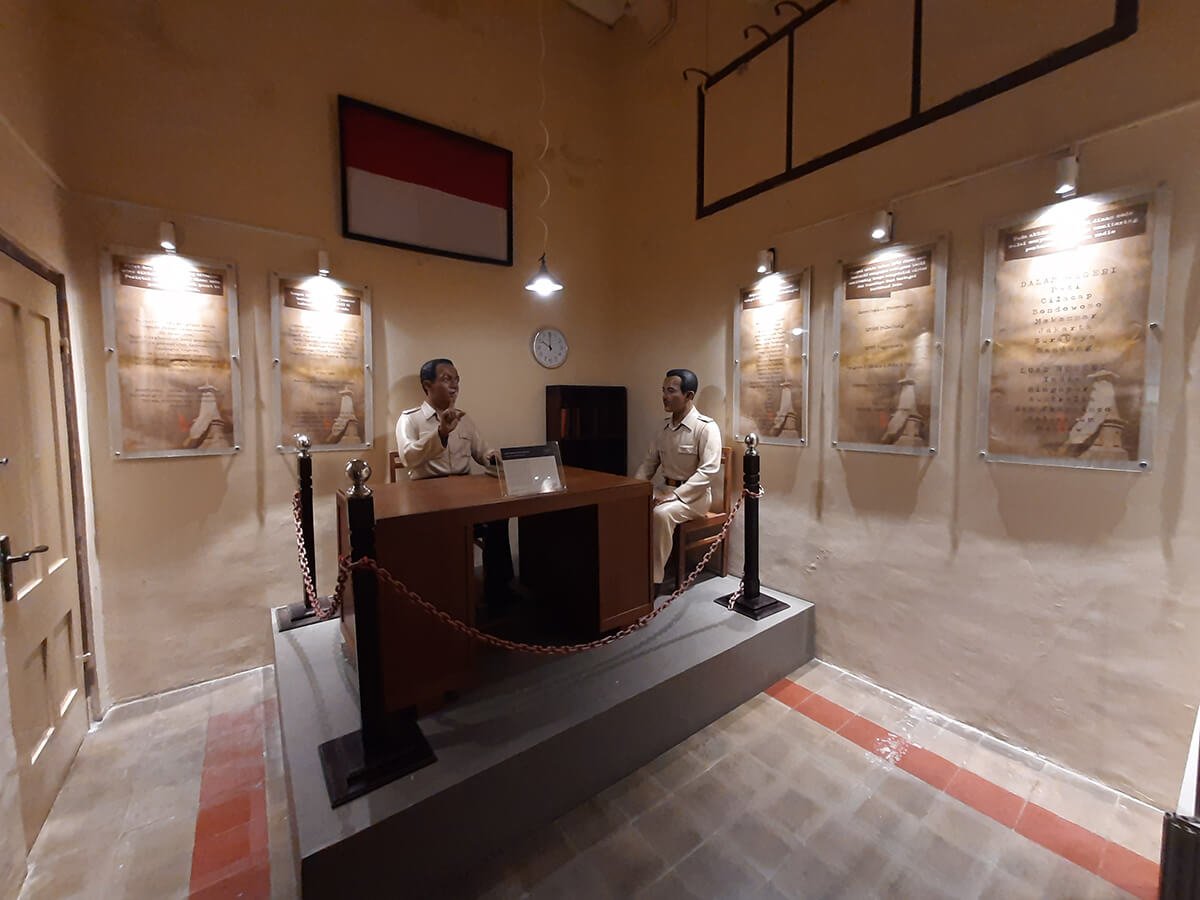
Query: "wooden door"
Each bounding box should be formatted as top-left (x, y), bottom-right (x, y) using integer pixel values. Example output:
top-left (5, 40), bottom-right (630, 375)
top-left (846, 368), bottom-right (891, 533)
top-left (0, 252), bottom-right (86, 849)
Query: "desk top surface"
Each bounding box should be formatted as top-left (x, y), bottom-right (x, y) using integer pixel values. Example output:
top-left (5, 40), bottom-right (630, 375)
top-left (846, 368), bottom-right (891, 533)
top-left (360, 466), bottom-right (649, 521)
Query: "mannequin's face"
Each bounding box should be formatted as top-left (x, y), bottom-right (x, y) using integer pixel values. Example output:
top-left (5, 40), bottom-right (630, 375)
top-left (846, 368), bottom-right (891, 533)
top-left (424, 363), bottom-right (460, 410)
top-left (662, 376), bottom-right (691, 415)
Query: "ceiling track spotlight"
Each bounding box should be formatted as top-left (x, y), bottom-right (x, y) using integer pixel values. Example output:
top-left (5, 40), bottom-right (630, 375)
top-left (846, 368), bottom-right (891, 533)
top-left (756, 247), bottom-right (777, 275)
top-left (158, 221), bottom-right (177, 253)
top-left (870, 210), bottom-right (893, 244)
top-left (1055, 153), bottom-right (1079, 198)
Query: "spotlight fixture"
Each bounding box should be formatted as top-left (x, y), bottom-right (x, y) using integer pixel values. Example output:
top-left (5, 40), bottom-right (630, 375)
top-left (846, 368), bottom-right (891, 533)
top-left (158, 221), bottom-right (177, 253)
top-left (1055, 154), bottom-right (1079, 197)
top-left (756, 247), bottom-right (776, 275)
top-left (870, 210), bottom-right (893, 244)
top-left (524, 254), bottom-right (563, 297)
top-left (317, 250), bottom-right (331, 277)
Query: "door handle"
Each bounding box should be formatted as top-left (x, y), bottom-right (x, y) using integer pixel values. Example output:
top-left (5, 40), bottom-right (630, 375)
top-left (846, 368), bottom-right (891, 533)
top-left (0, 535), bottom-right (49, 603)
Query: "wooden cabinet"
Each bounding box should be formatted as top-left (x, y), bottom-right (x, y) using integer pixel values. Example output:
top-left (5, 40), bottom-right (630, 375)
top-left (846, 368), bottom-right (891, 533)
top-left (545, 385), bottom-right (627, 476)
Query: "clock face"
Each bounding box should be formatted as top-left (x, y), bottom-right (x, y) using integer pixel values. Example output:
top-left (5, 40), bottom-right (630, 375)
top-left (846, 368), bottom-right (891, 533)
top-left (531, 327), bottom-right (568, 368)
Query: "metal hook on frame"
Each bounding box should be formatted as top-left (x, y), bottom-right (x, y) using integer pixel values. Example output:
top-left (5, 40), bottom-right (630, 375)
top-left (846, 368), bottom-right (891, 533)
top-left (682, 67), bottom-right (712, 92)
top-left (743, 24), bottom-right (770, 42)
top-left (773, 1), bottom-right (805, 16)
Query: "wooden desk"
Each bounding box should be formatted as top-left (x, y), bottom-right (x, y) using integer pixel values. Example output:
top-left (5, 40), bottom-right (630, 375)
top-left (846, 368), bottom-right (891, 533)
top-left (337, 467), bottom-right (652, 712)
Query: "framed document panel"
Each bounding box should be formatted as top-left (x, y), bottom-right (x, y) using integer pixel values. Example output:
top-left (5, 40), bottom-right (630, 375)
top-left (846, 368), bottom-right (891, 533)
top-left (831, 240), bottom-right (947, 455)
top-left (733, 269), bottom-right (810, 447)
top-left (101, 248), bottom-right (241, 459)
top-left (271, 273), bottom-right (373, 453)
top-left (978, 185), bottom-right (1170, 471)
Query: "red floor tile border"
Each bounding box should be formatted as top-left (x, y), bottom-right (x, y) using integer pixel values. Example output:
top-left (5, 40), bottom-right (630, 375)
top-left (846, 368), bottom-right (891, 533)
top-left (794, 692), bottom-right (855, 732)
top-left (837, 714), bottom-right (895, 757)
top-left (190, 699), bottom-right (271, 899)
top-left (945, 767), bottom-right (1026, 829)
top-left (896, 744), bottom-right (959, 791)
top-left (1015, 802), bottom-right (1108, 873)
top-left (766, 678), bottom-right (812, 709)
top-left (1099, 840), bottom-right (1161, 900)
top-left (768, 676), bottom-right (1161, 897)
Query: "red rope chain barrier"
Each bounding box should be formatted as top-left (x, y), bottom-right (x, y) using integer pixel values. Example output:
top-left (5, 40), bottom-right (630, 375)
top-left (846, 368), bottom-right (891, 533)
top-left (291, 488), bottom-right (758, 654)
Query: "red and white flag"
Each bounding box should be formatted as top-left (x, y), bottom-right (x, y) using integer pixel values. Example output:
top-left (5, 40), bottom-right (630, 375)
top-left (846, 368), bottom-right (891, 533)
top-left (339, 96), bottom-right (513, 265)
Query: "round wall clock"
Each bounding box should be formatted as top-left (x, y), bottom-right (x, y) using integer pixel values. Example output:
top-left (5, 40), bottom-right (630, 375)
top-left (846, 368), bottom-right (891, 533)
top-left (531, 326), bottom-right (568, 368)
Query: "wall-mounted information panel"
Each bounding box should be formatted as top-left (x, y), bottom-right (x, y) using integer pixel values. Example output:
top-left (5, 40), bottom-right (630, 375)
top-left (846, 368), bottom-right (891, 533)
top-left (978, 185), bottom-right (1170, 471)
top-left (832, 239), bottom-right (947, 455)
top-left (101, 249), bottom-right (241, 459)
top-left (733, 269), bottom-right (810, 447)
top-left (271, 273), bottom-right (372, 453)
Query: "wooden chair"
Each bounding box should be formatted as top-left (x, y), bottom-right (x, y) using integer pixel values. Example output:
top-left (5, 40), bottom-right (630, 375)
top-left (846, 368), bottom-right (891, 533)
top-left (674, 446), bottom-right (734, 586)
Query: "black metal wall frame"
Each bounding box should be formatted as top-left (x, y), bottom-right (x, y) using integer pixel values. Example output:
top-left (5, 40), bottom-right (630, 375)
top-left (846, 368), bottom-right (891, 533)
top-left (694, 0), bottom-right (1139, 219)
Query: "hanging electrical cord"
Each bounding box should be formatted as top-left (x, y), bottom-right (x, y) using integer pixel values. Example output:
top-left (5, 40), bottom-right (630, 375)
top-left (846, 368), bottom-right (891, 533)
top-left (536, 0), bottom-right (551, 255)
top-left (525, 0), bottom-right (564, 296)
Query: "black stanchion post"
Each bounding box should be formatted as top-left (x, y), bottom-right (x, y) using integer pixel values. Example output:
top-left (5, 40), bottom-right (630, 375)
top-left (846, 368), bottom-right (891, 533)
top-left (718, 433), bottom-right (789, 620)
top-left (318, 459), bottom-right (436, 808)
top-left (345, 460), bottom-right (385, 747)
top-left (1158, 734), bottom-right (1200, 899)
top-left (278, 434), bottom-right (321, 631)
top-left (299, 434), bottom-right (316, 606)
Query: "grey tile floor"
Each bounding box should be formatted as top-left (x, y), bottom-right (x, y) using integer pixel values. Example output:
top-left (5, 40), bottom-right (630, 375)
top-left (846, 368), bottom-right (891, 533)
top-left (18, 660), bottom-right (1160, 899)
top-left (453, 732), bottom-right (1136, 897)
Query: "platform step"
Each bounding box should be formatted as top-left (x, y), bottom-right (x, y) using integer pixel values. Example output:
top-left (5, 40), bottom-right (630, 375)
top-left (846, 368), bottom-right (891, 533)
top-left (273, 576), bottom-right (814, 897)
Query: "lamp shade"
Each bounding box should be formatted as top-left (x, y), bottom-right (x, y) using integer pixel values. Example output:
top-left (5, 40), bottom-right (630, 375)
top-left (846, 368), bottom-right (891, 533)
top-left (524, 255), bottom-right (564, 297)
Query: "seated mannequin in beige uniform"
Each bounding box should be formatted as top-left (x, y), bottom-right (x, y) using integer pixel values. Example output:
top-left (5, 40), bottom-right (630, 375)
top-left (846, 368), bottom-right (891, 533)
top-left (395, 358), bottom-right (515, 611)
top-left (634, 368), bottom-right (722, 590)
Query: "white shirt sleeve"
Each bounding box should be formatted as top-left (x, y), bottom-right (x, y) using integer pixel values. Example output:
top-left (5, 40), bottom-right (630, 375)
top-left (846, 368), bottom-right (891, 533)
top-left (397, 413), bottom-right (445, 469)
top-left (674, 420), bottom-right (722, 505)
top-left (634, 435), bottom-right (661, 481)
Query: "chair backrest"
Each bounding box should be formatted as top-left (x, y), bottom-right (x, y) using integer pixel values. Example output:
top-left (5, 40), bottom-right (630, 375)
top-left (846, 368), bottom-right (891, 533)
top-left (388, 450), bottom-right (403, 483)
top-left (714, 446), bottom-right (734, 514)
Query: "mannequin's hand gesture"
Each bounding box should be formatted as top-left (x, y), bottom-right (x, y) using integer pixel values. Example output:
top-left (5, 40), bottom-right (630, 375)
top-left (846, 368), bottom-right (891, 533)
top-left (437, 406), bottom-right (466, 439)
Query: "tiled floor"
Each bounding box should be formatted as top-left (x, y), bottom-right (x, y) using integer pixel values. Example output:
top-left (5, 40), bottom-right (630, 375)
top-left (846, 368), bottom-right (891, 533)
top-left (19, 667), bottom-right (293, 899)
top-left (17, 660), bottom-right (1163, 899)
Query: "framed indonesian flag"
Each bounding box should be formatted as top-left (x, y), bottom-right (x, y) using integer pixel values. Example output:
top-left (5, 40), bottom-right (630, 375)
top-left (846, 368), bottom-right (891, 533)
top-left (337, 95), bottom-right (514, 266)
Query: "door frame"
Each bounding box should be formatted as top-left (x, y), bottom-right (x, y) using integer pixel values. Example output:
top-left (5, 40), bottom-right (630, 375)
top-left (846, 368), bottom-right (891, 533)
top-left (0, 231), bottom-right (100, 723)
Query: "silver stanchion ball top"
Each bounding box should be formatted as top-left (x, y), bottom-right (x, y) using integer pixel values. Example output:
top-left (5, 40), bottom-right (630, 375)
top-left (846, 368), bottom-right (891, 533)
top-left (346, 458), bottom-right (372, 497)
top-left (745, 433), bottom-right (759, 454)
top-left (294, 433), bottom-right (311, 457)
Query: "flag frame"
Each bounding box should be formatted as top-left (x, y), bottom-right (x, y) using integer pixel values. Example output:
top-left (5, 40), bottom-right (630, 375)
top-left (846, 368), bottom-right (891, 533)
top-left (337, 94), bottom-right (514, 267)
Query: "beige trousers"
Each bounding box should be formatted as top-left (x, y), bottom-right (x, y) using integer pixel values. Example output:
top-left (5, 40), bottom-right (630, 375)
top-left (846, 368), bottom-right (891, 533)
top-left (651, 487), bottom-right (711, 584)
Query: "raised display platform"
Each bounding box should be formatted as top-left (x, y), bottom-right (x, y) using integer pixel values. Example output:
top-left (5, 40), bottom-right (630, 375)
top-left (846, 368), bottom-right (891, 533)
top-left (272, 576), bottom-right (814, 897)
